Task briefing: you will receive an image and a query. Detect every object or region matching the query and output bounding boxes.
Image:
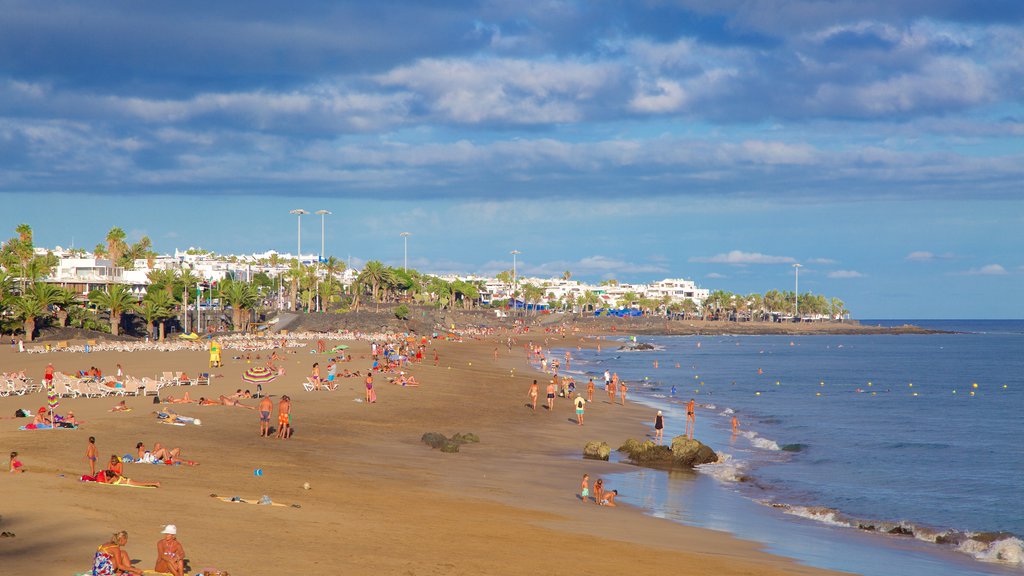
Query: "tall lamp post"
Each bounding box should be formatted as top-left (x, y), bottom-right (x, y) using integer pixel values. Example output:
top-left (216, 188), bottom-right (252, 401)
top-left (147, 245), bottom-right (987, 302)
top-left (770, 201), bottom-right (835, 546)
top-left (792, 263), bottom-right (802, 319)
top-left (510, 249), bottom-right (521, 303)
top-left (315, 210), bottom-right (331, 262)
top-left (289, 209), bottom-right (309, 263)
top-left (400, 232), bottom-right (411, 271)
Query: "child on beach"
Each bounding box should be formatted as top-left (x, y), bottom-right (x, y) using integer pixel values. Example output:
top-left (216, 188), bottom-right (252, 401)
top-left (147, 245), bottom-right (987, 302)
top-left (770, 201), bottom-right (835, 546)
top-left (9, 451), bottom-right (24, 473)
top-left (593, 478), bottom-right (603, 505)
top-left (600, 489), bottom-right (618, 506)
top-left (580, 474), bottom-right (590, 503)
top-left (86, 437), bottom-right (98, 475)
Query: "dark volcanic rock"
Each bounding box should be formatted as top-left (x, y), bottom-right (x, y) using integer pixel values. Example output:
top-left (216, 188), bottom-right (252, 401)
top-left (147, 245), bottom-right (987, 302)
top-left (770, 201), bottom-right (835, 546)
top-left (617, 436), bottom-right (718, 469)
top-left (583, 441), bottom-right (611, 461)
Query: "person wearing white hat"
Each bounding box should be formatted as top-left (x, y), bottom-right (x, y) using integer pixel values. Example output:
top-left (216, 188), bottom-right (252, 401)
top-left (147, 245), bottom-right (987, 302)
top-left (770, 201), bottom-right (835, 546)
top-left (155, 524), bottom-right (186, 576)
top-left (654, 410), bottom-right (665, 444)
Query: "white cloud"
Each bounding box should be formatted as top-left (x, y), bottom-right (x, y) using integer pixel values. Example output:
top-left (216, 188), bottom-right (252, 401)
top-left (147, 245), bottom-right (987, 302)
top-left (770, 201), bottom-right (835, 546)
top-left (706, 272), bottom-right (727, 279)
top-left (960, 264), bottom-right (1008, 276)
top-left (806, 257), bottom-right (836, 265)
top-left (524, 255), bottom-right (669, 278)
top-left (690, 250), bottom-right (796, 265)
top-left (906, 251), bottom-right (956, 261)
top-left (828, 270), bottom-right (865, 278)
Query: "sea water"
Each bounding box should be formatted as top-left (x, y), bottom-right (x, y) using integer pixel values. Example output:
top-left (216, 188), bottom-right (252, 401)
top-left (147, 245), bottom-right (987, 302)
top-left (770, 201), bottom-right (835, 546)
top-left (559, 320), bottom-right (1024, 576)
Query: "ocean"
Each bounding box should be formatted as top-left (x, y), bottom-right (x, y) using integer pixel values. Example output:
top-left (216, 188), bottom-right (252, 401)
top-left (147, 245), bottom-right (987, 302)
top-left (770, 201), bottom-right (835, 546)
top-left (559, 320), bottom-right (1024, 576)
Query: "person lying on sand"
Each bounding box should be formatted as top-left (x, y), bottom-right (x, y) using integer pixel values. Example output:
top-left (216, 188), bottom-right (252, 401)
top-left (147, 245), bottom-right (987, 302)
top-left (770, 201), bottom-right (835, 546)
top-left (110, 400), bottom-right (130, 412)
top-left (195, 395), bottom-right (255, 409)
top-left (163, 392), bottom-right (196, 404)
top-left (136, 442), bottom-right (197, 466)
top-left (101, 469), bottom-right (161, 488)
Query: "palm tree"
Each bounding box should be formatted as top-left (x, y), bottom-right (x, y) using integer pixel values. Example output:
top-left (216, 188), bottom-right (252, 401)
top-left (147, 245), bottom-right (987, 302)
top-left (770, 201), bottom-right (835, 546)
top-left (285, 262), bottom-right (304, 311)
top-left (11, 293), bottom-right (47, 341)
top-left (11, 283), bottom-right (59, 341)
top-left (682, 299), bottom-right (697, 320)
top-left (218, 279), bottom-right (259, 332)
top-left (319, 256), bottom-right (346, 311)
top-left (521, 283), bottom-right (544, 315)
top-left (89, 284), bottom-right (137, 336)
top-left (358, 261), bottom-right (389, 311)
top-left (148, 289), bottom-right (176, 340)
top-left (175, 267), bottom-right (203, 329)
top-left (579, 291), bottom-right (600, 316)
top-left (52, 286), bottom-right (80, 327)
top-left (137, 290), bottom-right (173, 340)
top-left (15, 223), bottom-right (32, 243)
top-left (562, 270), bottom-right (572, 281)
top-left (106, 227), bottom-right (127, 266)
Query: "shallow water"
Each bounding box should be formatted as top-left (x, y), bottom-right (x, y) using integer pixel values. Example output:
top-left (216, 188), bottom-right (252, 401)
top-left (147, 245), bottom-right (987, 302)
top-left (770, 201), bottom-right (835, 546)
top-left (560, 320), bottom-right (1024, 575)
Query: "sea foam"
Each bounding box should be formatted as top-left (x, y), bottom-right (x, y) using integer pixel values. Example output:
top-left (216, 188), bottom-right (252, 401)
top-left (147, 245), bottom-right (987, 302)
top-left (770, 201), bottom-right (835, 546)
top-left (742, 430), bottom-right (781, 451)
top-left (695, 452), bottom-right (746, 483)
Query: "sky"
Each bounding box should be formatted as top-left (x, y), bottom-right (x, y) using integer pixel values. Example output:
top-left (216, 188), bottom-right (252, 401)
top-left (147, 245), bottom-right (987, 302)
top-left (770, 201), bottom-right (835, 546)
top-left (0, 0), bottom-right (1021, 318)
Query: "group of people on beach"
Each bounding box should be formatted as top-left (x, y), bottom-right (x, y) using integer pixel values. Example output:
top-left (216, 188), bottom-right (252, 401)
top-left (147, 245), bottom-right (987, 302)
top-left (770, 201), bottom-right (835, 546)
top-left (93, 525), bottom-right (186, 576)
top-left (580, 474), bottom-right (618, 506)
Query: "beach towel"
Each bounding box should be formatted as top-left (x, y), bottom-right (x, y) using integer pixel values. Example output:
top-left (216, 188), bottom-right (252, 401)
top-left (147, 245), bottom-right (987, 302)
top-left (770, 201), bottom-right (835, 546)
top-left (19, 423), bottom-right (78, 430)
top-left (211, 494), bottom-right (300, 508)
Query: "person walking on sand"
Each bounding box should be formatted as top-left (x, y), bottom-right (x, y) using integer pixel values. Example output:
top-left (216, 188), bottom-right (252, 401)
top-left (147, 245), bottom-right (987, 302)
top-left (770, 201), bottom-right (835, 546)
top-left (574, 393), bottom-right (586, 425)
top-left (155, 524), bottom-right (186, 576)
top-left (528, 380), bottom-right (539, 411)
top-left (654, 411), bottom-right (665, 444)
top-left (619, 380), bottom-right (628, 406)
top-left (44, 363), bottom-right (54, 386)
top-left (545, 380), bottom-right (556, 411)
top-left (686, 398), bottom-right (696, 439)
top-left (587, 378), bottom-right (595, 402)
top-left (580, 474), bottom-right (590, 503)
top-left (276, 395), bottom-right (292, 439)
top-left (86, 436), bottom-right (98, 475)
top-left (258, 395), bottom-right (273, 437)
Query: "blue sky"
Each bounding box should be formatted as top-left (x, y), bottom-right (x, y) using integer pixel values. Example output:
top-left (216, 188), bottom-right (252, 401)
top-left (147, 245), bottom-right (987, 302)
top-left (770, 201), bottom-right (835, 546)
top-left (1, 1), bottom-right (1021, 318)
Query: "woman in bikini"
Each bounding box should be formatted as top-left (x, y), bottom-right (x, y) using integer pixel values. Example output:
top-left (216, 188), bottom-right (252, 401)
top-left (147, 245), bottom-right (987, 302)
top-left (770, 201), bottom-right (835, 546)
top-left (93, 530), bottom-right (144, 575)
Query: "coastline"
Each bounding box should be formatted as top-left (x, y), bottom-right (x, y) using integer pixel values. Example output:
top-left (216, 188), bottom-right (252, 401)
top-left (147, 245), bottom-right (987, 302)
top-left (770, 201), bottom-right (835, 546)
top-left (555, 330), bottom-right (1023, 576)
top-left (0, 330), bottom-right (841, 575)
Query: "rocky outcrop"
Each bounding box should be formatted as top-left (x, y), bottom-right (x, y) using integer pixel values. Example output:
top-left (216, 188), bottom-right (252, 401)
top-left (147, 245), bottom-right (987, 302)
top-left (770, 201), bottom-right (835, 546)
top-left (617, 342), bottom-right (655, 351)
top-left (421, 432), bottom-right (480, 453)
top-left (669, 436), bottom-right (718, 467)
top-left (617, 436), bottom-right (718, 469)
top-left (583, 441), bottom-right (611, 461)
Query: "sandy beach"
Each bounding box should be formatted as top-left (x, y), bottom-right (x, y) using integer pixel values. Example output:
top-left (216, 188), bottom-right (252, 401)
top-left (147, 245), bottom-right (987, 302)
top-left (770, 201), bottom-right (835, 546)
top-left (0, 330), bottom-right (841, 575)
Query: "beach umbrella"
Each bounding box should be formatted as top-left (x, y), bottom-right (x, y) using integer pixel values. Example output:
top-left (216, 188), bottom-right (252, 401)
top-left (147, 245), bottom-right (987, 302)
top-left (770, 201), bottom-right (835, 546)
top-left (242, 366), bottom-right (277, 384)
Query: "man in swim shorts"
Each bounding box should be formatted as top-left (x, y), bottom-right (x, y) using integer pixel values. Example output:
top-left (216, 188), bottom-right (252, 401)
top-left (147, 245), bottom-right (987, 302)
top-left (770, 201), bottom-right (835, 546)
top-left (258, 395), bottom-right (273, 437)
top-left (545, 381), bottom-right (556, 411)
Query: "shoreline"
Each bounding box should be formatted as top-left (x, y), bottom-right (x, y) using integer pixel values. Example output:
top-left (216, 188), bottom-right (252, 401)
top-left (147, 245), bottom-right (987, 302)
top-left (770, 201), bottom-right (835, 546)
top-left (553, 333), bottom-right (1023, 576)
top-left (0, 329), bottom-right (841, 575)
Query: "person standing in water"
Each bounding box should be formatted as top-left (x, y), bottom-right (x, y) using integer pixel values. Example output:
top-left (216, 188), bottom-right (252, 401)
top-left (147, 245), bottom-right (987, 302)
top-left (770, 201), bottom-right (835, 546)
top-left (686, 398), bottom-right (696, 439)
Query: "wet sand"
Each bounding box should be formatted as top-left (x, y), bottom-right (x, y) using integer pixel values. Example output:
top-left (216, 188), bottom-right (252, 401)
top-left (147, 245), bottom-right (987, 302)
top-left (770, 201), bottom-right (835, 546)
top-left (0, 333), bottom-right (840, 575)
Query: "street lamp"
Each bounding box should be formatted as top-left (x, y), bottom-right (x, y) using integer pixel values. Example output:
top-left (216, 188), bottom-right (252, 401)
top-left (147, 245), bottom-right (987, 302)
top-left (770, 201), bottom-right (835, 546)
top-left (792, 263), bottom-right (802, 319)
top-left (315, 210), bottom-right (331, 262)
top-left (400, 232), bottom-right (411, 271)
top-left (510, 250), bottom-right (521, 299)
top-left (289, 209), bottom-right (309, 263)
